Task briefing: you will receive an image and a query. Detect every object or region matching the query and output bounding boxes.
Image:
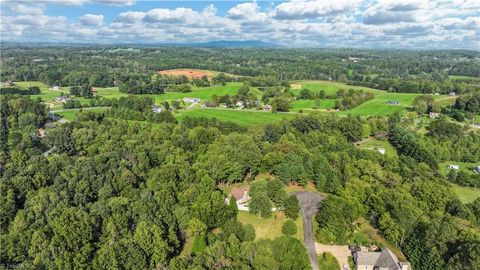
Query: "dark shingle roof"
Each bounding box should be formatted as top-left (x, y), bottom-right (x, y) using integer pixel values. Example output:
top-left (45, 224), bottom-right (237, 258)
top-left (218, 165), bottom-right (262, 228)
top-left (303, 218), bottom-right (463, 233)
top-left (356, 248), bottom-right (402, 270)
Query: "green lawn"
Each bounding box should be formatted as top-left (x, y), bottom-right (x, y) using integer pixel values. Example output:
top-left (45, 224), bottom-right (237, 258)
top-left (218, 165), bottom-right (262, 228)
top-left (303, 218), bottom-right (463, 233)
top-left (439, 161), bottom-right (478, 175)
top-left (448, 75), bottom-right (480, 81)
top-left (14, 81), bottom-right (60, 104)
top-left (317, 253), bottom-right (340, 270)
top-left (237, 211), bottom-right (303, 241)
top-left (176, 109), bottom-right (294, 126)
top-left (339, 92), bottom-right (449, 116)
top-left (289, 80), bottom-right (450, 117)
top-left (452, 184), bottom-right (480, 204)
top-left (290, 80), bottom-right (385, 96)
top-left (55, 107), bottom-right (109, 121)
top-left (93, 86), bottom-right (128, 99)
top-left (290, 99), bottom-right (337, 112)
top-left (151, 82), bottom-right (262, 104)
top-left (357, 137), bottom-right (397, 157)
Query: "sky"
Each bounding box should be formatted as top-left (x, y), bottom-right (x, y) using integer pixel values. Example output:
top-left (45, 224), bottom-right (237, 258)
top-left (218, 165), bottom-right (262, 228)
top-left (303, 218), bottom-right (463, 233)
top-left (0, 0), bottom-right (479, 49)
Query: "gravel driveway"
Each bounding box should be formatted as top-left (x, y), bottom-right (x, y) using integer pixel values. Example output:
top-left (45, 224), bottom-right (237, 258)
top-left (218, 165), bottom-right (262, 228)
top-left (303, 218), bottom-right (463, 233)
top-left (291, 191), bottom-right (324, 270)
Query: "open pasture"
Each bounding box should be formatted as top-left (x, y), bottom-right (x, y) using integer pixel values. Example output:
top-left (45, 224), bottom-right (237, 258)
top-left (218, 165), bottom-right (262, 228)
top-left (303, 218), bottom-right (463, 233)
top-left (452, 184), bottom-right (480, 204)
top-left (176, 108), bottom-right (294, 126)
top-left (14, 81), bottom-right (60, 102)
top-left (290, 80), bottom-right (385, 96)
top-left (339, 92), bottom-right (449, 116)
top-left (290, 99), bottom-right (337, 112)
top-left (152, 82), bottom-right (262, 103)
top-left (55, 107), bottom-right (109, 121)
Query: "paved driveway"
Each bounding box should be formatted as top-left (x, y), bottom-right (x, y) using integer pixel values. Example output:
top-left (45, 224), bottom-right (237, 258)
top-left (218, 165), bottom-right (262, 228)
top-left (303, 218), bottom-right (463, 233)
top-left (291, 191), bottom-right (324, 270)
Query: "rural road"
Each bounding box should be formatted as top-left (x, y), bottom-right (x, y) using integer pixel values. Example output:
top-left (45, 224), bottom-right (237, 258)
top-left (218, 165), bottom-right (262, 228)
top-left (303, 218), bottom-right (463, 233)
top-left (292, 191), bottom-right (324, 270)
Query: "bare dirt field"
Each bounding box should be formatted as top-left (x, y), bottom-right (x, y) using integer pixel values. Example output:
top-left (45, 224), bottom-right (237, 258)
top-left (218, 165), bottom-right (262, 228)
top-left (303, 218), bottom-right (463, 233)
top-left (291, 83), bottom-right (302, 89)
top-left (158, 69), bottom-right (214, 79)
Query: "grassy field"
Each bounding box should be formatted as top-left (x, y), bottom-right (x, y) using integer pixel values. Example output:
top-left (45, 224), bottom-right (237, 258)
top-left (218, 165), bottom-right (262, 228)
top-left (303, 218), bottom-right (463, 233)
top-left (339, 92), bottom-right (448, 116)
top-left (452, 184), bottom-right (480, 204)
top-left (290, 80), bottom-right (450, 116)
top-left (290, 80), bottom-right (385, 96)
top-left (15, 81), bottom-right (60, 104)
top-left (439, 161), bottom-right (478, 175)
top-left (448, 75), bottom-right (480, 81)
top-left (55, 107), bottom-right (109, 121)
top-left (290, 99), bottom-right (337, 112)
top-left (317, 253), bottom-right (340, 270)
top-left (152, 82), bottom-right (261, 104)
top-left (237, 211), bottom-right (303, 241)
top-left (176, 109), bottom-right (294, 126)
top-left (356, 137), bottom-right (397, 157)
top-left (93, 86), bottom-right (128, 99)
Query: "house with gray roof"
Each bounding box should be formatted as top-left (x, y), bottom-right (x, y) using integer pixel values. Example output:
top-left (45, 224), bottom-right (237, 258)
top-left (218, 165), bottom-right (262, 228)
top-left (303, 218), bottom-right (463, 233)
top-left (354, 248), bottom-right (410, 270)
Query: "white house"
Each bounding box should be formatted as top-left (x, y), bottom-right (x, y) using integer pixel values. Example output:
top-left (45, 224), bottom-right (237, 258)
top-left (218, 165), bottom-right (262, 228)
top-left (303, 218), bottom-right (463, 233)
top-left (377, 148), bottom-right (386, 155)
top-left (429, 112), bottom-right (440, 119)
top-left (235, 101), bottom-right (244, 108)
top-left (263, 104), bottom-right (272, 111)
top-left (51, 86), bottom-right (60, 90)
top-left (54, 96), bottom-right (70, 103)
top-left (448, 164), bottom-right (460, 170)
top-left (449, 92), bottom-right (456, 96)
top-left (152, 105), bottom-right (162, 113)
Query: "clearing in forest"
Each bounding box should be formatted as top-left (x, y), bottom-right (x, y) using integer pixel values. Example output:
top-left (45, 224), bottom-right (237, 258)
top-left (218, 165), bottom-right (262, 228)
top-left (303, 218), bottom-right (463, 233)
top-left (157, 69), bottom-right (238, 79)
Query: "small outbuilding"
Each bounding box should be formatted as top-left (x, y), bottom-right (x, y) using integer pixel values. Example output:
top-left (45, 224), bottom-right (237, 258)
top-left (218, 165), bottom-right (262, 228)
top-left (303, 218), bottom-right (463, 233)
top-left (473, 165), bottom-right (480, 174)
top-left (152, 105), bottom-right (162, 113)
top-left (429, 112), bottom-right (440, 119)
top-left (183, 97), bottom-right (201, 103)
top-left (386, 100), bottom-right (400, 105)
top-left (448, 164), bottom-right (460, 170)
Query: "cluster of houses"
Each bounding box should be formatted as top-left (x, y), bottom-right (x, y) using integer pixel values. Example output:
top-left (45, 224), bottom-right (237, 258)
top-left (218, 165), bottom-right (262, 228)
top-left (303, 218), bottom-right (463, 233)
top-left (353, 247), bottom-right (410, 270)
top-left (54, 96), bottom-right (71, 103)
top-left (183, 97), bottom-right (201, 103)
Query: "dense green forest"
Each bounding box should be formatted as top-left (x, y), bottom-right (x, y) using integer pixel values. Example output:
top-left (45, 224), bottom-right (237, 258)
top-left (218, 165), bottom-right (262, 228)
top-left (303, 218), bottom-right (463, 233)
top-left (1, 47), bottom-right (479, 94)
top-left (1, 94), bottom-right (479, 269)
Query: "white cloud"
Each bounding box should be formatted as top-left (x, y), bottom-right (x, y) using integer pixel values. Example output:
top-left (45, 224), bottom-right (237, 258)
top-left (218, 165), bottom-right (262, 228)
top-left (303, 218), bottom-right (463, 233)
top-left (363, 0), bottom-right (430, 25)
top-left (228, 2), bottom-right (261, 20)
top-left (80, 14), bottom-right (104, 26)
top-left (10, 4), bottom-right (45, 15)
top-left (115, 11), bottom-right (146, 24)
top-left (143, 8), bottom-right (196, 23)
top-left (273, 0), bottom-right (361, 20)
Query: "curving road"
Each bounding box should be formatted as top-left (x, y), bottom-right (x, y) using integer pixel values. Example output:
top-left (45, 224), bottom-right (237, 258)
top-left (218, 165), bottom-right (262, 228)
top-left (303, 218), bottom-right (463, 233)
top-left (292, 191), bottom-right (324, 270)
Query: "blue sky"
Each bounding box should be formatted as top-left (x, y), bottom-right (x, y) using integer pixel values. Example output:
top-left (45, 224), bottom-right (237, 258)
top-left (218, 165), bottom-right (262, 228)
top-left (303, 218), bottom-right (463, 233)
top-left (1, 0), bottom-right (479, 49)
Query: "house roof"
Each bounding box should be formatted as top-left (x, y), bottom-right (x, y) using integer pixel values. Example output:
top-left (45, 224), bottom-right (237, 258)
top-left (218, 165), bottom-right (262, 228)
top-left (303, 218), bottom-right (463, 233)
top-left (229, 187), bottom-right (248, 201)
top-left (356, 249), bottom-right (401, 270)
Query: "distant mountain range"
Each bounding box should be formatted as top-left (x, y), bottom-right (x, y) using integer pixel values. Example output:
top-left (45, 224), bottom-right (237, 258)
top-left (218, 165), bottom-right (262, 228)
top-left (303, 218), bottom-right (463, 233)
top-left (1, 40), bottom-right (282, 48)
